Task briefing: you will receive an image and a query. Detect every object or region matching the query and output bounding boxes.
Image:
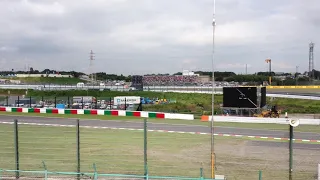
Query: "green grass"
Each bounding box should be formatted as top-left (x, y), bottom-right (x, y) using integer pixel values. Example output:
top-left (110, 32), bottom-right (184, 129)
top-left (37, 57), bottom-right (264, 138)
top-left (0, 124), bottom-right (317, 180)
top-left (1, 88), bottom-right (320, 114)
top-left (1, 77), bottom-right (85, 85)
top-left (271, 97), bottom-right (320, 113)
top-left (24, 90), bottom-right (320, 114)
top-left (1, 111), bottom-right (320, 134)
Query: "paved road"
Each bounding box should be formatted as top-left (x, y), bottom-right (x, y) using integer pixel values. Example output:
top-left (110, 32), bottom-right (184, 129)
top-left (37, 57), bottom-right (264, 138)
top-left (0, 115), bottom-right (319, 140)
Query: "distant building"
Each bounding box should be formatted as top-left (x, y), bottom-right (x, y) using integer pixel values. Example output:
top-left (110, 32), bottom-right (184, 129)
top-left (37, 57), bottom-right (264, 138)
top-left (182, 70), bottom-right (199, 76)
top-left (198, 75), bottom-right (211, 83)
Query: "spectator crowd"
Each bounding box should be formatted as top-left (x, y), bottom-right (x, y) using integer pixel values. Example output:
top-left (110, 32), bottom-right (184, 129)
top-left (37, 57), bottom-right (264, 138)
top-left (142, 75), bottom-right (199, 86)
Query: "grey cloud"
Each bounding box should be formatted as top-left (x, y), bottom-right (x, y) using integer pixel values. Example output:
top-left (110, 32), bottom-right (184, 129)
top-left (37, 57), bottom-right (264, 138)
top-left (0, 0), bottom-right (319, 75)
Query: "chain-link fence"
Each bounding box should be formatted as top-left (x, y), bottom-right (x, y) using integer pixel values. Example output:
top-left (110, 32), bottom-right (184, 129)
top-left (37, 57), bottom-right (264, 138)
top-left (0, 119), bottom-right (214, 179)
top-left (1, 119), bottom-right (319, 180)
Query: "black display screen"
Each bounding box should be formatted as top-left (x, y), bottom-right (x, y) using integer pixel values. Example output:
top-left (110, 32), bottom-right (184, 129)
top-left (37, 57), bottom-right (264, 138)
top-left (223, 87), bottom-right (258, 108)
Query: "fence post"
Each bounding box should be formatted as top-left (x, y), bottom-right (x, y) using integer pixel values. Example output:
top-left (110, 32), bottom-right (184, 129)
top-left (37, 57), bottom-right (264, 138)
top-left (6, 96), bottom-right (8, 106)
top-left (42, 161), bottom-right (48, 180)
top-left (318, 163), bottom-right (320, 180)
top-left (93, 163), bottom-right (98, 180)
top-left (54, 97), bottom-right (57, 108)
top-left (17, 96), bottom-right (19, 107)
top-left (29, 96), bottom-right (32, 107)
top-left (259, 170), bottom-right (262, 180)
top-left (67, 96), bottom-right (70, 108)
top-left (289, 124), bottom-right (293, 180)
top-left (81, 97), bottom-right (84, 109)
top-left (144, 118), bottom-right (148, 180)
top-left (200, 167), bottom-right (203, 180)
top-left (76, 119), bottom-right (80, 180)
top-left (14, 119), bottom-right (20, 179)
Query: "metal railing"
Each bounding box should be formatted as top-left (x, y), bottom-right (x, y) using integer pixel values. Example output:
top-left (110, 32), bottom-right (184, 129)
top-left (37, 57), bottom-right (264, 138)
top-left (0, 168), bottom-right (217, 180)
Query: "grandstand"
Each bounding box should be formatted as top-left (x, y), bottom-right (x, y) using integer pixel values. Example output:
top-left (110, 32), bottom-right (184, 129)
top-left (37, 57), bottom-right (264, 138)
top-left (143, 74), bottom-right (200, 86)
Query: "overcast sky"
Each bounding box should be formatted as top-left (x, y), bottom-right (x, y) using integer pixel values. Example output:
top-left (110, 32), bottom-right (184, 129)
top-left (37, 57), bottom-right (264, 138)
top-left (0, 0), bottom-right (319, 75)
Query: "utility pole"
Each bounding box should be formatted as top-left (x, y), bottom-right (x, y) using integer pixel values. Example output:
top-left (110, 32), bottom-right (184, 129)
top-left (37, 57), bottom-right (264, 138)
top-left (89, 50), bottom-right (95, 86)
top-left (245, 64), bottom-right (248, 75)
top-left (309, 42), bottom-right (314, 81)
top-left (265, 59), bottom-right (272, 85)
top-left (295, 66), bottom-right (299, 86)
top-left (317, 164), bottom-right (320, 180)
top-left (211, 0), bottom-right (216, 179)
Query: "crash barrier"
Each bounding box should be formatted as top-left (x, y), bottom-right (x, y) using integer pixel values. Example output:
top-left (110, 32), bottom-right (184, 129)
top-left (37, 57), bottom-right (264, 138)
top-left (1, 105), bottom-right (320, 124)
top-left (201, 115), bottom-right (320, 125)
top-left (0, 107), bottom-right (195, 120)
top-left (150, 90), bottom-right (320, 100)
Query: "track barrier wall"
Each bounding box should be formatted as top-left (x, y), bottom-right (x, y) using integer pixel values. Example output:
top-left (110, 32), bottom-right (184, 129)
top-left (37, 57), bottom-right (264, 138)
top-left (2, 106), bottom-right (320, 125)
top-left (200, 115), bottom-right (320, 125)
top-left (0, 106), bottom-right (195, 120)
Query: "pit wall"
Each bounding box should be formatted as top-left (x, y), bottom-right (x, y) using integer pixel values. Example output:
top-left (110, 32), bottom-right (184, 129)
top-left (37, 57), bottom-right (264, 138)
top-left (0, 107), bottom-right (194, 120)
top-left (201, 115), bottom-right (320, 125)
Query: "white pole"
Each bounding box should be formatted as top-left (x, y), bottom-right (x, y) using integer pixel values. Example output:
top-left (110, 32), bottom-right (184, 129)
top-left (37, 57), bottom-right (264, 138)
top-left (318, 163), bottom-right (320, 180)
top-left (211, 0), bottom-right (216, 179)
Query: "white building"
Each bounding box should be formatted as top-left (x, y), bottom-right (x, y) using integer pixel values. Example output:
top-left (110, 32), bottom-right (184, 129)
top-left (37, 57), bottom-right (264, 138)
top-left (182, 70), bottom-right (199, 76)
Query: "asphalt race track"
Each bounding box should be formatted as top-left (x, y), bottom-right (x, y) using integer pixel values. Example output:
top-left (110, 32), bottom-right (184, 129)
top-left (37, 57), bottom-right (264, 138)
top-left (267, 89), bottom-right (320, 96)
top-left (0, 115), bottom-right (319, 141)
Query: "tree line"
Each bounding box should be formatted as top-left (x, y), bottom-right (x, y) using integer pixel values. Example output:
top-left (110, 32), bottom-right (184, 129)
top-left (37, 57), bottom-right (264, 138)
top-left (1, 68), bottom-right (320, 85)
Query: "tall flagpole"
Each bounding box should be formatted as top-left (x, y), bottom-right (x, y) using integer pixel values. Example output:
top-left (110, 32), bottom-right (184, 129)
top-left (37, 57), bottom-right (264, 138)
top-left (211, 0), bottom-right (216, 179)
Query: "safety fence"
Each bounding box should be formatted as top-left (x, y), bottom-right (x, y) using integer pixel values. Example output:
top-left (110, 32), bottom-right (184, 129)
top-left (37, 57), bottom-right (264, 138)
top-left (1, 119), bottom-right (319, 180)
top-left (0, 168), bottom-right (221, 180)
top-left (0, 119), bottom-right (224, 180)
top-left (0, 95), bottom-right (176, 111)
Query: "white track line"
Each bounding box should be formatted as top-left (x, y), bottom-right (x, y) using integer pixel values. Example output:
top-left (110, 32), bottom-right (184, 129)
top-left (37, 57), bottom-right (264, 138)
top-left (0, 121), bottom-right (319, 143)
